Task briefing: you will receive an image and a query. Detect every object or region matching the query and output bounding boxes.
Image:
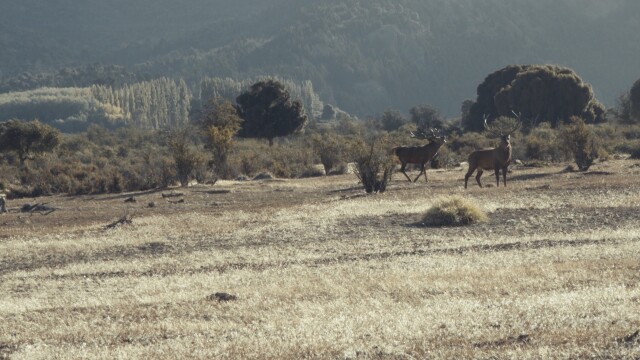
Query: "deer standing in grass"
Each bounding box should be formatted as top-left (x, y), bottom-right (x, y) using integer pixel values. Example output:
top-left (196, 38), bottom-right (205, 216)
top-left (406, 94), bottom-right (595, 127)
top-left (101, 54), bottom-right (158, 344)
top-left (465, 116), bottom-right (521, 189)
top-left (393, 128), bottom-right (446, 183)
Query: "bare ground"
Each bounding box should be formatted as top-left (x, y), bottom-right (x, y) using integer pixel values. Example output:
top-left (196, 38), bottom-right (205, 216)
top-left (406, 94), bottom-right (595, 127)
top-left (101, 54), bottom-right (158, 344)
top-left (1, 159), bottom-right (640, 359)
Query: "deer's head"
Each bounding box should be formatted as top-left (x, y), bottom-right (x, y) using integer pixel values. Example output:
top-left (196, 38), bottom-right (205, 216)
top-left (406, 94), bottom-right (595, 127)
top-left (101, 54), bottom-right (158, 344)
top-left (411, 127), bottom-right (446, 145)
top-left (483, 114), bottom-right (520, 148)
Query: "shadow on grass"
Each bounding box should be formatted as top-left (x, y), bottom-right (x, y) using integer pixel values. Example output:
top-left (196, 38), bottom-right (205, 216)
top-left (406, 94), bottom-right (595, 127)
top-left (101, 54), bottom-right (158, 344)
top-left (508, 172), bottom-right (556, 182)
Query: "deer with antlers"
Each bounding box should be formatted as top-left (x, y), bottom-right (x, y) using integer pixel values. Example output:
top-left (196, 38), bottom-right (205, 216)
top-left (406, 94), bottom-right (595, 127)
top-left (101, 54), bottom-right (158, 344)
top-left (464, 115), bottom-right (521, 189)
top-left (392, 128), bottom-right (447, 183)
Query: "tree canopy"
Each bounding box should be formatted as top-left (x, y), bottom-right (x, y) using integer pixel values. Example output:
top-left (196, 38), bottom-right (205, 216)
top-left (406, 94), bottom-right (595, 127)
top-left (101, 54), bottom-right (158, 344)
top-left (463, 65), bottom-right (606, 132)
top-left (199, 99), bottom-right (243, 178)
top-left (0, 119), bottom-right (61, 165)
top-left (235, 80), bottom-right (307, 145)
top-left (410, 105), bottom-right (444, 130)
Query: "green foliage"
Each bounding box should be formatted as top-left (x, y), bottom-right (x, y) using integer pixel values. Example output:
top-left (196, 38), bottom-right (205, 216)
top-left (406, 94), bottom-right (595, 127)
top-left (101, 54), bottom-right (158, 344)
top-left (0, 87), bottom-right (105, 131)
top-left (228, 137), bottom-right (315, 179)
top-left (611, 93), bottom-right (635, 124)
top-left (483, 116), bottom-right (521, 139)
top-left (310, 133), bottom-right (349, 175)
top-left (200, 77), bottom-right (324, 122)
top-left (559, 117), bottom-right (600, 171)
top-left (378, 109), bottom-right (408, 132)
top-left (1, 1), bottom-right (639, 118)
top-left (446, 132), bottom-right (492, 158)
top-left (199, 99), bottom-right (243, 178)
top-left (524, 123), bottom-right (564, 162)
top-left (0, 64), bottom-right (142, 94)
top-left (627, 142), bottom-right (640, 159)
top-left (0, 79), bottom-right (190, 131)
top-left (410, 105), bottom-right (444, 130)
top-left (236, 80), bottom-right (308, 145)
top-left (0, 119), bottom-right (61, 166)
top-left (464, 65), bottom-right (606, 132)
top-left (352, 135), bottom-right (395, 194)
top-left (422, 196), bottom-right (488, 227)
top-left (92, 77), bottom-right (191, 129)
top-left (165, 128), bottom-right (206, 187)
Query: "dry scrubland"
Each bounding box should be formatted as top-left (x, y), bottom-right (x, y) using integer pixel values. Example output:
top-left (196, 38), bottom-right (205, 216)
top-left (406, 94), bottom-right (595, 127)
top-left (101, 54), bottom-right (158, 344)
top-left (1, 160), bottom-right (640, 359)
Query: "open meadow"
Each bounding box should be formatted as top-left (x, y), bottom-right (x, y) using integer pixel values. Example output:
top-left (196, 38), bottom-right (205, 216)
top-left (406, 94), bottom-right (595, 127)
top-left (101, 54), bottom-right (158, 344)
top-left (1, 160), bottom-right (640, 359)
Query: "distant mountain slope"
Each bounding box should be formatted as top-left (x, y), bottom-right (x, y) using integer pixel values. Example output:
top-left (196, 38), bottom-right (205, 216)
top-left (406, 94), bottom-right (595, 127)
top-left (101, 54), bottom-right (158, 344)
top-left (2, 0), bottom-right (640, 116)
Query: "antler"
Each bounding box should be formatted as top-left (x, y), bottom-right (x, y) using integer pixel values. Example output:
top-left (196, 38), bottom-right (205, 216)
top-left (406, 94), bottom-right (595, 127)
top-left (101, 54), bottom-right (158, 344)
top-left (483, 114), bottom-right (501, 137)
top-left (506, 111), bottom-right (522, 134)
top-left (410, 127), bottom-right (439, 140)
top-left (484, 113), bottom-right (521, 137)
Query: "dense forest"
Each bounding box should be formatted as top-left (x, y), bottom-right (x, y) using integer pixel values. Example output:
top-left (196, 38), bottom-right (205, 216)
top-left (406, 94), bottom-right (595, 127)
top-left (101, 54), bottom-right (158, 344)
top-left (2, 0), bottom-right (640, 117)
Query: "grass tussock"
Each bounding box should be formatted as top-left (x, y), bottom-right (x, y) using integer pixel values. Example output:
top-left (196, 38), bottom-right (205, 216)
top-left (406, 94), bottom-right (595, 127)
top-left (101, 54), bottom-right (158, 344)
top-left (422, 195), bottom-right (488, 227)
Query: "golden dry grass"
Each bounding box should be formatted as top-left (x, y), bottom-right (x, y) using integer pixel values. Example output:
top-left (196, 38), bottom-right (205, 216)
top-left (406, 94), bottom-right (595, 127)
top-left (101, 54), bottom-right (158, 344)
top-left (421, 195), bottom-right (488, 226)
top-left (1, 160), bottom-right (640, 359)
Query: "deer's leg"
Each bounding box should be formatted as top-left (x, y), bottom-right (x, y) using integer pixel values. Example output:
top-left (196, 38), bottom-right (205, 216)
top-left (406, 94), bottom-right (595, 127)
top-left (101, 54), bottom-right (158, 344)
top-left (475, 169), bottom-right (484, 188)
top-left (494, 167), bottom-right (500, 187)
top-left (502, 166), bottom-right (508, 186)
top-left (413, 163), bottom-right (426, 182)
top-left (400, 162), bottom-right (412, 182)
top-left (464, 167), bottom-right (475, 189)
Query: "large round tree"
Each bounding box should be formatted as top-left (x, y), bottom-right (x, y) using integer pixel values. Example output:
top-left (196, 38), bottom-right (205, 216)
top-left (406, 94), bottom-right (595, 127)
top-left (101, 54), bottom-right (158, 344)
top-left (0, 119), bottom-right (60, 166)
top-left (235, 80), bottom-right (307, 146)
top-left (462, 65), bottom-right (606, 132)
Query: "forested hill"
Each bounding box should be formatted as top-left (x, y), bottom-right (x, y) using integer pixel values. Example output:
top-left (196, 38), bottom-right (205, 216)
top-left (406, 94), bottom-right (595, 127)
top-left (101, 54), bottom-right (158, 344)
top-left (2, 0), bottom-right (640, 116)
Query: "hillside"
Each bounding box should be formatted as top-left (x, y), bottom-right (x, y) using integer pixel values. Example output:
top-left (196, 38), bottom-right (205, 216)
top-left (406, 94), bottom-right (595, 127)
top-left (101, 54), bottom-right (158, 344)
top-left (2, 0), bottom-right (640, 117)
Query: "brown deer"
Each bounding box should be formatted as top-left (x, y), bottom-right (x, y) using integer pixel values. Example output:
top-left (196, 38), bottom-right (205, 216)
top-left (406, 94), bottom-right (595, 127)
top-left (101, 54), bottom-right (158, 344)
top-left (393, 128), bottom-right (446, 183)
top-left (464, 116), bottom-right (520, 189)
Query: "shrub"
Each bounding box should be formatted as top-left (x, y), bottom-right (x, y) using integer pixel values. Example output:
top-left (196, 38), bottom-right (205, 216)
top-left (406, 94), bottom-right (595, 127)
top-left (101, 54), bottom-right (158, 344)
top-left (165, 128), bottom-right (206, 186)
top-left (199, 99), bottom-right (243, 179)
top-left (298, 165), bottom-right (325, 178)
top-left (429, 146), bottom-right (457, 169)
top-left (352, 135), bottom-right (395, 193)
top-left (524, 122), bottom-right (564, 162)
top-left (628, 142), bottom-right (640, 159)
top-left (311, 133), bottom-right (345, 175)
top-left (558, 117), bottom-right (600, 171)
top-left (422, 196), bottom-right (488, 227)
top-left (447, 132), bottom-right (492, 156)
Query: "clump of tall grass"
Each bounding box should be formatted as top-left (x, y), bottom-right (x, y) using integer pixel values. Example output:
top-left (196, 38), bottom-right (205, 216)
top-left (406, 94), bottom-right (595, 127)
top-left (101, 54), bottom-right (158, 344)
top-left (421, 195), bottom-right (487, 227)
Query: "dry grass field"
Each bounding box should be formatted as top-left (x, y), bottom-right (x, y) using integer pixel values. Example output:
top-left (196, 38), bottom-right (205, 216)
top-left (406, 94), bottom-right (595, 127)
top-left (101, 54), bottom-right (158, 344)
top-left (1, 160), bottom-right (640, 359)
